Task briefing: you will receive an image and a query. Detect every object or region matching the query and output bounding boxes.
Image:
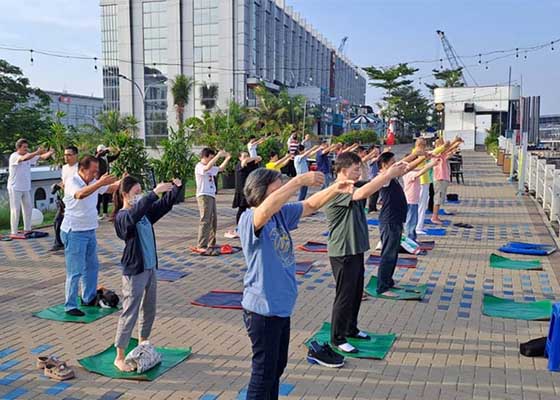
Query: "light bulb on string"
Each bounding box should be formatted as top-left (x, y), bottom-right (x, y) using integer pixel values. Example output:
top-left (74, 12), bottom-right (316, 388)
top-left (93, 57), bottom-right (98, 71)
top-left (208, 66), bottom-right (211, 79)
top-left (516, 48), bottom-right (519, 58)
top-left (439, 58), bottom-right (443, 70)
top-left (29, 49), bottom-right (34, 65)
top-left (552, 41), bottom-right (555, 51)
top-left (485, 62), bottom-right (489, 70)
top-left (524, 52), bottom-right (527, 60)
top-left (478, 54), bottom-right (482, 64)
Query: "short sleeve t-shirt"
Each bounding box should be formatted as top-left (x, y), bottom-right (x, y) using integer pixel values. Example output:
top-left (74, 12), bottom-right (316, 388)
top-left (61, 164), bottom-right (78, 187)
top-left (239, 203), bottom-right (303, 317)
top-left (325, 192), bottom-right (370, 257)
top-left (294, 155), bottom-right (308, 175)
top-left (265, 161), bottom-right (281, 172)
top-left (195, 162), bottom-right (219, 197)
top-left (8, 152), bottom-right (39, 191)
top-left (62, 174), bottom-right (108, 232)
top-left (247, 143), bottom-right (258, 158)
top-left (403, 171), bottom-right (421, 205)
top-left (379, 178), bottom-right (408, 224)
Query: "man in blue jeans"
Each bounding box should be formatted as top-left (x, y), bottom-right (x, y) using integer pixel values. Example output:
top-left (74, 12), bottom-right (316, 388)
top-left (61, 155), bottom-right (119, 316)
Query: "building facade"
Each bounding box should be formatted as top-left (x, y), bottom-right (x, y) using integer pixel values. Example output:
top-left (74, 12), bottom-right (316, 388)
top-left (540, 114), bottom-right (560, 141)
top-left (29, 91), bottom-right (103, 129)
top-left (100, 0), bottom-right (367, 144)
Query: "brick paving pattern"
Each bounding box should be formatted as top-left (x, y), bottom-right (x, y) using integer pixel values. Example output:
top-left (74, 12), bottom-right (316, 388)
top-left (1, 148), bottom-right (559, 399)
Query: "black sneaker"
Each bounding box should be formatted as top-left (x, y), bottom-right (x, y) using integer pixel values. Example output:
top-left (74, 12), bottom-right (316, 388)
top-left (307, 341), bottom-right (345, 368)
top-left (66, 308), bottom-right (85, 317)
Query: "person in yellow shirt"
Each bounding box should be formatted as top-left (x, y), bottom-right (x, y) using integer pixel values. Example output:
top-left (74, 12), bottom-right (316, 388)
top-left (265, 151), bottom-right (292, 172)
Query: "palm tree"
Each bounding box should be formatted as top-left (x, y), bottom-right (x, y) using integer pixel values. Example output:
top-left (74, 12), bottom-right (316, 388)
top-left (171, 74), bottom-right (194, 124)
top-left (96, 110), bottom-right (139, 135)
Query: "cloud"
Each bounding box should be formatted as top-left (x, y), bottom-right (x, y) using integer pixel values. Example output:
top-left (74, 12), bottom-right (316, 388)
top-left (0, 0), bottom-right (99, 31)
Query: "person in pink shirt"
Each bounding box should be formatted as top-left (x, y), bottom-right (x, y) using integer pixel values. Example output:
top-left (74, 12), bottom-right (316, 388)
top-left (431, 138), bottom-right (462, 225)
top-left (402, 170), bottom-right (421, 241)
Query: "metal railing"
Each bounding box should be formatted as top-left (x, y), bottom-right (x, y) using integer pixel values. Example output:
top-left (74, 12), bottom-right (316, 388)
top-left (524, 150), bottom-right (560, 228)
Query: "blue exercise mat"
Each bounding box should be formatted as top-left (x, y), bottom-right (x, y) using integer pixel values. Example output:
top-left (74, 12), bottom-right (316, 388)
top-left (322, 231), bottom-right (329, 237)
top-left (296, 261), bottom-right (316, 275)
top-left (366, 254), bottom-right (417, 268)
top-left (297, 241), bottom-right (327, 253)
top-left (499, 241), bottom-right (556, 256)
top-left (367, 219), bottom-right (379, 226)
top-left (157, 269), bottom-right (189, 282)
top-left (191, 290), bottom-right (243, 309)
top-left (426, 209), bottom-right (455, 216)
top-left (424, 228), bottom-right (446, 236)
top-left (424, 219), bottom-right (451, 226)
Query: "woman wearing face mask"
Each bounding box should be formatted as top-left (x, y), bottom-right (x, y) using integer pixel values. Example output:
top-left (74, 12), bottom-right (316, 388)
top-left (111, 175), bottom-right (182, 371)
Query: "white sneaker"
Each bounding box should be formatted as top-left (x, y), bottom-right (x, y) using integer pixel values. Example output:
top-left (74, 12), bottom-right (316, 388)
top-left (416, 230), bottom-right (427, 235)
top-left (337, 342), bottom-right (358, 354)
top-left (97, 215), bottom-right (105, 221)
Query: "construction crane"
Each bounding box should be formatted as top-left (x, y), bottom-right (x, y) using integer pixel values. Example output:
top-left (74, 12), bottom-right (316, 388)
top-left (436, 30), bottom-right (477, 86)
top-left (338, 36), bottom-right (348, 54)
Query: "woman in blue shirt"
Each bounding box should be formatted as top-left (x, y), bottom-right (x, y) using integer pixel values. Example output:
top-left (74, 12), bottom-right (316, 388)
top-left (238, 168), bottom-right (353, 399)
top-left (111, 175), bottom-right (181, 372)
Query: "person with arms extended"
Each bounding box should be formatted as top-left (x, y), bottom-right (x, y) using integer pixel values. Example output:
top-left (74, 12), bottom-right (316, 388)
top-left (111, 176), bottom-right (182, 371)
top-left (325, 152), bottom-right (407, 353)
top-left (7, 139), bottom-right (54, 236)
top-left (239, 168), bottom-right (355, 399)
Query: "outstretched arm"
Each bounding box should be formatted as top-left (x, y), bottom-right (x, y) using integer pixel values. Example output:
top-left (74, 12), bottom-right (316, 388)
top-left (301, 179), bottom-right (355, 217)
top-left (352, 161), bottom-right (408, 201)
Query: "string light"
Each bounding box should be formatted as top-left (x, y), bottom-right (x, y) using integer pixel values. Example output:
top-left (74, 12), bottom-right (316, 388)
top-left (29, 49), bottom-right (33, 65)
top-left (478, 53), bottom-right (482, 64)
top-left (93, 56), bottom-right (98, 70)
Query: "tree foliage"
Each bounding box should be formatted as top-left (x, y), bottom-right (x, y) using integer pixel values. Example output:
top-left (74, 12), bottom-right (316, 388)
top-left (332, 130), bottom-right (378, 145)
top-left (0, 59), bottom-right (52, 155)
top-left (170, 74), bottom-right (193, 124)
top-left (363, 63), bottom-right (418, 92)
top-left (425, 67), bottom-right (464, 91)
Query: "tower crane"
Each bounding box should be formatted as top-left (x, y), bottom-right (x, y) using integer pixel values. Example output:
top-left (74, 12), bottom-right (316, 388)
top-left (436, 30), bottom-right (477, 86)
top-left (338, 36), bottom-right (348, 54)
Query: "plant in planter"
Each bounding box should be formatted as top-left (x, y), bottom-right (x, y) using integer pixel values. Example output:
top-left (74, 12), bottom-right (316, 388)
top-left (171, 74), bottom-right (194, 125)
top-left (152, 123), bottom-right (196, 202)
top-left (104, 130), bottom-right (150, 186)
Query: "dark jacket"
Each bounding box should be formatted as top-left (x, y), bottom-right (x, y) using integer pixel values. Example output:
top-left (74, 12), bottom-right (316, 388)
top-left (114, 185), bottom-right (179, 276)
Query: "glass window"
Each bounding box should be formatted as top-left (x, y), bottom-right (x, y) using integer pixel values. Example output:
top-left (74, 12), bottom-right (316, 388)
top-left (194, 47), bottom-right (202, 62)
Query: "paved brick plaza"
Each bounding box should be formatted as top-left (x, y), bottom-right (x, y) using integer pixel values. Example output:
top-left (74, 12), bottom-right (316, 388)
top-left (1, 148), bottom-right (560, 400)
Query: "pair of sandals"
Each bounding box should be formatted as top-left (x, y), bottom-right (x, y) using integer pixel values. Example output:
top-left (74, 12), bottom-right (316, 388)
top-left (37, 356), bottom-right (75, 381)
top-left (454, 223), bottom-right (474, 229)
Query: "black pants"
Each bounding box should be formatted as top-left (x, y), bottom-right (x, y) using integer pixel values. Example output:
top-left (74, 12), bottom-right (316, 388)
top-left (244, 310), bottom-right (290, 400)
top-left (368, 191), bottom-right (380, 211)
top-left (329, 253), bottom-right (364, 346)
top-left (236, 206), bottom-right (248, 225)
top-left (428, 183), bottom-right (434, 213)
top-left (97, 193), bottom-right (111, 215)
top-left (53, 199), bottom-right (64, 248)
top-left (378, 223), bottom-right (403, 294)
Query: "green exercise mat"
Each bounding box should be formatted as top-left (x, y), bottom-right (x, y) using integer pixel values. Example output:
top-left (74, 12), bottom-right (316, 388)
top-left (364, 276), bottom-right (427, 300)
top-left (489, 253), bottom-right (542, 270)
top-left (305, 322), bottom-right (396, 359)
top-left (33, 303), bottom-right (120, 323)
top-left (482, 294), bottom-right (552, 321)
top-left (78, 338), bottom-right (192, 381)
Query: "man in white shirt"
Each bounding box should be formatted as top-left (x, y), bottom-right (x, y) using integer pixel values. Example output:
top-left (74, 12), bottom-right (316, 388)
top-left (61, 155), bottom-right (119, 316)
top-left (194, 148), bottom-right (231, 255)
top-left (50, 145), bottom-right (79, 252)
top-left (7, 138), bottom-right (54, 235)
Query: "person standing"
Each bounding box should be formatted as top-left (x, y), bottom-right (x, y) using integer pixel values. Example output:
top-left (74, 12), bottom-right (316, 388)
top-left (239, 168), bottom-right (354, 399)
top-left (284, 132), bottom-right (299, 177)
top-left (265, 151), bottom-right (292, 172)
top-left (247, 136), bottom-right (267, 159)
top-left (50, 146), bottom-right (79, 251)
top-left (111, 176), bottom-right (181, 371)
top-left (315, 142), bottom-right (337, 189)
top-left (325, 152), bottom-right (407, 353)
top-left (61, 156), bottom-right (119, 316)
top-left (95, 144), bottom-right (120, 220)
top-left (367, 146), bottom-right (381, 212)
top-left (293, 144), bottom-right (320, 201)
top-left (301, 134), bottom-right (313, 151)
top-left (194, 148), bottom-right (231, 255)
top-left (431, 137), bottom-right (463, 224)
top-left (225, 151), bottom-right (262, 239)
top-left (7, 139), bottom-right (54, 236)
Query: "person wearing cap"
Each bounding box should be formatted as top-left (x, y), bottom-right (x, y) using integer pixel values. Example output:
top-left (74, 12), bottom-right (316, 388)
top-left (95, 144), bottom-right (120, 220)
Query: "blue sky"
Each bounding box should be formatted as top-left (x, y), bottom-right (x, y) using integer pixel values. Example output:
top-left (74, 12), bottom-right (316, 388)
top-left (0, 0), bottom-right (559, 113)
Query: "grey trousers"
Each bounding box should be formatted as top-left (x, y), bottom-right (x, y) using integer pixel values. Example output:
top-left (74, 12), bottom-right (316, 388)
top-left (197, 195), bottom-right (217, 248)
top-left (114, 269), bottom-right (157, 349)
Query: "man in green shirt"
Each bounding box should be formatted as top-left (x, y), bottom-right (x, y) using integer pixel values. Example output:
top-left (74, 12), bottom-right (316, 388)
top-left (325, 152), bottom-right (407, 354)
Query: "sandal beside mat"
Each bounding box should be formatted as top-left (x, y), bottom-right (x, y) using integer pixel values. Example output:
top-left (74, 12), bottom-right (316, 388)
top-left (482, 294), bottom-right (552, 321)
top-left (424, 219), bottom-right (451, 226)
top-left (296, 261), bottom-right (317, 275)
top-left (297, 241), bottom-right (327, 253)
top-left (366, 254), bottom-right (417, 268)
top-left (78, 338), bottom-right (191, 381)
top-left (191, 290), bottom-right (243, 310)
top-left (189, 245), bottom-right (242, 256)
top-left (499, 242), bottom-right (556, 256)
top-left (417, 240), bottom-right (435, 251)
top-left (33, 303), bottom-right (120, 323)
top-left (156, 269), bottom-right (190, 282)
top-left (364, 276), bottom-right (427, 300)
top-left (305, 322), bottom-right (396, 359)
top-left (489, 254), bottom-right (542, 270)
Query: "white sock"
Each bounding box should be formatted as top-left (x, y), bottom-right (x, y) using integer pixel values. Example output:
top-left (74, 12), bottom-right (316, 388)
top-left (337, 342), bottom-right (357, 353)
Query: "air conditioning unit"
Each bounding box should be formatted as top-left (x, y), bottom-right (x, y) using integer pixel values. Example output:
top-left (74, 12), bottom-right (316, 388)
top-left (464, 103), bottom-right (475, 113)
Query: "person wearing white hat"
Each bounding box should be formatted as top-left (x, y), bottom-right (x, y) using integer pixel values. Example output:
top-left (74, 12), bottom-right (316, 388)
top-left (95, 144), bottom-right (120, 220)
